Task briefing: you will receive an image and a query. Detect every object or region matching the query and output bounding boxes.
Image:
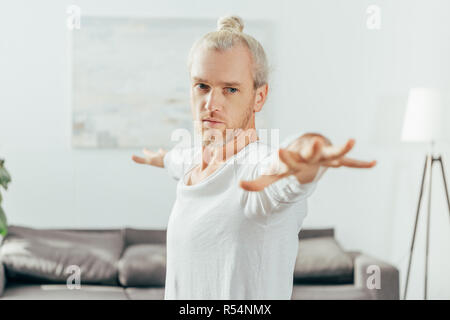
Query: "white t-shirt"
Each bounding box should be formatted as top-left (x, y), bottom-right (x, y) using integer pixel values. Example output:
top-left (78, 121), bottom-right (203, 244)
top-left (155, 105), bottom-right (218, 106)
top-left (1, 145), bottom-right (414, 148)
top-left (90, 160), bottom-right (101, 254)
top-left (163, 135), bottom-right (326, 300)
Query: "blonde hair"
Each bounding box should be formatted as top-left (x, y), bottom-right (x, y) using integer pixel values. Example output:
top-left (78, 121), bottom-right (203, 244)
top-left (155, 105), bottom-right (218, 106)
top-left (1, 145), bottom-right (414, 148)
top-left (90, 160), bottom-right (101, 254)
top-left (187, 15), bottom-right (269, 89)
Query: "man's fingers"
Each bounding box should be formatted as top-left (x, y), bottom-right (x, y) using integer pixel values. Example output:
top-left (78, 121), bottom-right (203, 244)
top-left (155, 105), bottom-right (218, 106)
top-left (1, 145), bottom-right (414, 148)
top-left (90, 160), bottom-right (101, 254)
top-left (279, 148), bottom-right (303, 171)
top-left (133, 148), bottom-right (167, 166)
top-left (321, 139), bottom-right (355, 161)
top-left (142, 148), bottom-right (157, 157)
top-left (131, 155), bottom-right (149, 164)
top-left (340, 158), bottom-right (377, 168)
top-left (321, 157), bottom-right (377, 168)
top-left (302, 138), bottom-right (323, 163)
top-left (320, 159), bottom-right (342, 168)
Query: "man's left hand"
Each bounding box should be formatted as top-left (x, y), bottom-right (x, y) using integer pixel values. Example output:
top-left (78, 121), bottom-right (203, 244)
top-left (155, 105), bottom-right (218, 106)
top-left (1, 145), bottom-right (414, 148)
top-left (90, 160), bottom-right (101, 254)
top-left (240, 134), bottom-right (377, 192)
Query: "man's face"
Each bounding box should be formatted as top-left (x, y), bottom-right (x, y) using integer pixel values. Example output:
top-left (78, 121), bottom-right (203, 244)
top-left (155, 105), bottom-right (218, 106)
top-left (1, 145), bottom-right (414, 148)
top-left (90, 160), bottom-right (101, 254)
top-left (189, 44), bottom-right (260, 146)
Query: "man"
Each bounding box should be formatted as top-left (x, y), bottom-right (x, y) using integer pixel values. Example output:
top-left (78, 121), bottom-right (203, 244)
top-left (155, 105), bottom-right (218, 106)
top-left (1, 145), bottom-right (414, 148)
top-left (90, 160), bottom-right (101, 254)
top-left (132, 15), bottom-right (376, 299)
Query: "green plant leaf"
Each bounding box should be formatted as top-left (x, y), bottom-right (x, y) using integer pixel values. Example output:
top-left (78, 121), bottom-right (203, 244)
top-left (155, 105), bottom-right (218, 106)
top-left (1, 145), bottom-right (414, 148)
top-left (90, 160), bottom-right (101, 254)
top-left (0, 205), bottom-right (7, 237)
top-left (0, 166), bottom-right (11, 190)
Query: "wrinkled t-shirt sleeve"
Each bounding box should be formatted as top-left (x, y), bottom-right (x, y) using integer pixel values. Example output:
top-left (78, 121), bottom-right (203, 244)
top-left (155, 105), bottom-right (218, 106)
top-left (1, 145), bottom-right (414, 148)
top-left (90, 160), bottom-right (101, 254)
top-left (239, 133), bottom-right (327, 223)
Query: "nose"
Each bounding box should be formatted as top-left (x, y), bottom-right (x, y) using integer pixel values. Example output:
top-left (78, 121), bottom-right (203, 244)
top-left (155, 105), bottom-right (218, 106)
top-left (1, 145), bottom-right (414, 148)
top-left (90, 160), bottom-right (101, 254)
top-left (205, 89), bottom-right (223, 112)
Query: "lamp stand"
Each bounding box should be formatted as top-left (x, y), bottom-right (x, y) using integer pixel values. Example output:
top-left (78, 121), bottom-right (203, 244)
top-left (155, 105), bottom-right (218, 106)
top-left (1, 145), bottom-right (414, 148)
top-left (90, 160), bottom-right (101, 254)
top-left (403, 154), bottom-right (450, 300)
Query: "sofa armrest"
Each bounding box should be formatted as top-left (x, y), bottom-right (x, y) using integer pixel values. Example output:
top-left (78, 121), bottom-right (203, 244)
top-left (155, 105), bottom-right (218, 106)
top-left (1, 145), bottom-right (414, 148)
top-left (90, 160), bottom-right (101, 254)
top-left (0, 261), bottom-right (5, 298)
top-left (346, 250), bottom-right (362, 263)
top-left (354, 253), bottom-right (399, 300)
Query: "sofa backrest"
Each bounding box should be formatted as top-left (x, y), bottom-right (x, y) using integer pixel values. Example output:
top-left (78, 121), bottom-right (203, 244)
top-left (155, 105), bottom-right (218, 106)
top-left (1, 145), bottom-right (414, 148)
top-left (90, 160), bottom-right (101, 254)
top-left (124, 228), bottom-right (166, 246)
top-left (122, 228), bottom-right (335, 246)
top-left (6, 226), bottom-right (334, 248)
top-left (56, 227), bottom-right (167, 247)
top-left (298, 228), bottom-right (334, 240)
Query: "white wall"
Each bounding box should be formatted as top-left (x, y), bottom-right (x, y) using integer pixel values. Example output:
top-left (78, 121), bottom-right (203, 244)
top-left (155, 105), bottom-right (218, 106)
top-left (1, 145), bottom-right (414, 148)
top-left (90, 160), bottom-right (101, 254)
top-left (0, 0), bottom-right (449, 299)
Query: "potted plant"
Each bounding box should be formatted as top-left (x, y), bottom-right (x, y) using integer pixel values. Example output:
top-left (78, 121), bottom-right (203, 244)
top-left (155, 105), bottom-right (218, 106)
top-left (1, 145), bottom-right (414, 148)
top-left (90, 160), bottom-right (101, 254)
top-left (0, 158), bottom-right (11, 239)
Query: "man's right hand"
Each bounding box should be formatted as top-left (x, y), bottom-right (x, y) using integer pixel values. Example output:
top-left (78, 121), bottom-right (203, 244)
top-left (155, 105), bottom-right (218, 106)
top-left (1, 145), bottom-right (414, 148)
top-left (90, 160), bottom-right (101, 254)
top-left (132, 148), bottom-right (167, 168)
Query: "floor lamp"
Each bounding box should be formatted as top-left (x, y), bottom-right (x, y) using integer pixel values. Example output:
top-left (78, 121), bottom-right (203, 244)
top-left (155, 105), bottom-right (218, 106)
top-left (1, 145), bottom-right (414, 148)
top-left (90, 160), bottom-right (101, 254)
top-left (401, 88), bottom-right (450, 300)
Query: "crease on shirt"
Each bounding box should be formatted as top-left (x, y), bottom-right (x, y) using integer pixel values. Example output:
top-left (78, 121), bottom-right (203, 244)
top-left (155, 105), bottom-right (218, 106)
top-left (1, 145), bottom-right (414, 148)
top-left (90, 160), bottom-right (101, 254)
top-left (256, 223), bottom-right (267, 299)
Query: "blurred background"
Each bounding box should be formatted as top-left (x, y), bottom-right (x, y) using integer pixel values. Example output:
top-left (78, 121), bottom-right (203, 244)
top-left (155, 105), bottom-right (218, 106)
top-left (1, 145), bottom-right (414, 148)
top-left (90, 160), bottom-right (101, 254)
top-left (0, 0), bottom-right (449, 299)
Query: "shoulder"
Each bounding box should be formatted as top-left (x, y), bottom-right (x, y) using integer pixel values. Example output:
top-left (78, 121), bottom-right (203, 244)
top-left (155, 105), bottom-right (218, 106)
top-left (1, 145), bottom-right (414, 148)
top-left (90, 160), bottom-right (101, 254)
top-left (235, 141), bottom-right (274, 166)
top-left (163, 144), bottom-right (201, 180)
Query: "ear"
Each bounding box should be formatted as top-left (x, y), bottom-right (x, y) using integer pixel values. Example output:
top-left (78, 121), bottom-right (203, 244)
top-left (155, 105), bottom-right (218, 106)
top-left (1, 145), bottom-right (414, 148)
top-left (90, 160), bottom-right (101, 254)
top-left (253, 83), bottom-right (268, 113)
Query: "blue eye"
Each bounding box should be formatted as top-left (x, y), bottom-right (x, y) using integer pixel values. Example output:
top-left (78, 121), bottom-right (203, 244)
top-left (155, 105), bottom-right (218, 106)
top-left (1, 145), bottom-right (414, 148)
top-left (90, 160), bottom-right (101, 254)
top-left (197, 83), bottom-right (209, 90)
top-left (226, 87), bottom-right (238, 93)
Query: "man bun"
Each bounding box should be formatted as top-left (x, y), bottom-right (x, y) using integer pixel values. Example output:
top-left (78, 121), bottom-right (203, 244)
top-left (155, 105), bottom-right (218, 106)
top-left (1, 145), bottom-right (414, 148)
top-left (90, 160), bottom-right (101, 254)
top-left (217, 15), bottom-right (244, 33)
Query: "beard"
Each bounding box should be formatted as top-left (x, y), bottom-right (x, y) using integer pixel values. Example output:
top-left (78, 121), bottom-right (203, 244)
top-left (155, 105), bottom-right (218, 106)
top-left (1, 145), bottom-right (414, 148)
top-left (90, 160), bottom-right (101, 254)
top-left (199, 106), bottom-right (253, 148)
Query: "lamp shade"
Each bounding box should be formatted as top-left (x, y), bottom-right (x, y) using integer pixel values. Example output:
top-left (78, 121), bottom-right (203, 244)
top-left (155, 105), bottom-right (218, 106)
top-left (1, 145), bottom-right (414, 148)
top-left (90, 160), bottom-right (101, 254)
top-left (401, 88), bottom-right (448, 142)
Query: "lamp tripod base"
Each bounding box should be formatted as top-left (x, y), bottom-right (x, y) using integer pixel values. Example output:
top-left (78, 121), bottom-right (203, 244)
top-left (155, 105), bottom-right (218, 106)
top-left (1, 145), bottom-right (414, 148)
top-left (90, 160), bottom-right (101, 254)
top-left (403, 154), bottom-right (450, 300)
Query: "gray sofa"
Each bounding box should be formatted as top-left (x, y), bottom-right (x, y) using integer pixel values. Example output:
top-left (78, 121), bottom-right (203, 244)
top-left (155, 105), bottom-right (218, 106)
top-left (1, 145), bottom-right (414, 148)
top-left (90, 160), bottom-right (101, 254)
top-left (0, 225), bottom-right (399, 300)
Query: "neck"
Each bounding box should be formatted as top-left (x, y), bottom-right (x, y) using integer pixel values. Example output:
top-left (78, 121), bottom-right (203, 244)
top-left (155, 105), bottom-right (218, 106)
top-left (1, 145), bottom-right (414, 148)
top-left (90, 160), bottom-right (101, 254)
top-left (200, 128), bottom-right (258, 170)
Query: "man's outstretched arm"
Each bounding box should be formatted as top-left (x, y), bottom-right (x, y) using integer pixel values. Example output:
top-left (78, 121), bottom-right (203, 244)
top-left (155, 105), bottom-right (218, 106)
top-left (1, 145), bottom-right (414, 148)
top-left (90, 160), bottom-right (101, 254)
top-left (132, 148), bottom-right (167, 168)
top-left (240, 133), bottom-right (377, 192)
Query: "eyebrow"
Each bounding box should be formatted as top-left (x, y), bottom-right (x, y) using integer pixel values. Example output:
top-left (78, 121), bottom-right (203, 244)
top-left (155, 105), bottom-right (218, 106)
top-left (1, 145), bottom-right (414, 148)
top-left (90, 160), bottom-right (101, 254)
top-left (192, 77), bottom-right (242, 87)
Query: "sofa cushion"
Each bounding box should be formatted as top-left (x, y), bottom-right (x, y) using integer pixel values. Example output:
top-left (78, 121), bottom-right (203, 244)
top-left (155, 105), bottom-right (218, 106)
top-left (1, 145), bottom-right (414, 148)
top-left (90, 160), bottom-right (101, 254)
top-left (0, 283), bottom-right (128, 300)
top-left (0, 225), bottom-right (124, 285)
top-left (294, 236), bottom-right (353, 284)
top-left (291, 284), bottom-right (373, 300)
top-left (125, 287), bottom-right (165, 300)
top-left (118, 244), bottom-right (166, 287)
